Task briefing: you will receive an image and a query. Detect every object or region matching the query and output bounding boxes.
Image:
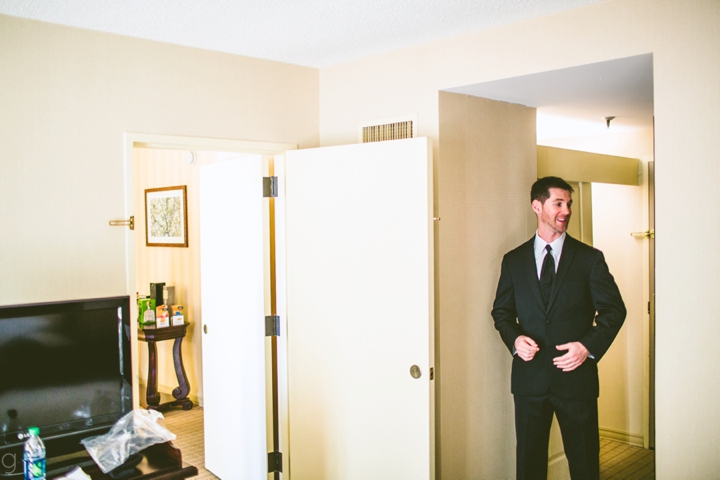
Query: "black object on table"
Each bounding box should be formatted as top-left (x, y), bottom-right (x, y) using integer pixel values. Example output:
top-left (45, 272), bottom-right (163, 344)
top-left (137, 324), bottom-right (194, 411)
top-left (47, 442), bottom-right (198, 479)
top-left (108, 453), bottom-right (143, 479)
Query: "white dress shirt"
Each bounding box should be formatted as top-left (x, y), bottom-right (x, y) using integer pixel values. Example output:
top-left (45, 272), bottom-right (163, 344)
top-left (534, 232), bottom-right (566, 279)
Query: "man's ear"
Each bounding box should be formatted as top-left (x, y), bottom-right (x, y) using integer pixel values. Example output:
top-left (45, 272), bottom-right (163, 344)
top-left (531, 199), bottom-right (542, 215)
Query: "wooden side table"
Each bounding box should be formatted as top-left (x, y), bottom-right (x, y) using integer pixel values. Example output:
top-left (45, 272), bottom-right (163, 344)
top-left (138, 324), bottom-right (194, 411)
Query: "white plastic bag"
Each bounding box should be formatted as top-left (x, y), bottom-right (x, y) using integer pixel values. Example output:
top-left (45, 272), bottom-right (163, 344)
top-left (80, 409), bottom-right (176, 473)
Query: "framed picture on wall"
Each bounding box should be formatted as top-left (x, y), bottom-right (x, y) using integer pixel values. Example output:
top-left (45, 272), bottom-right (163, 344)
top-left (145, 185), bottom-right (188, 247)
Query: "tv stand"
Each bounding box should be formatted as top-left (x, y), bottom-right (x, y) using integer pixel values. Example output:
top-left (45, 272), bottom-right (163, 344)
top-left (47, 442), bottom-right (197, 479)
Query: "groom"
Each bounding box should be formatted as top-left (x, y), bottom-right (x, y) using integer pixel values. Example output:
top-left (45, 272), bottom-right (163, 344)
top-left (491, 176), bottom-right (626, 480)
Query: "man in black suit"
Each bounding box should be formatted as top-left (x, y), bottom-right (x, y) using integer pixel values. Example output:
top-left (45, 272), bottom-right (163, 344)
top-left (492, 176), bottom-right (626, 480)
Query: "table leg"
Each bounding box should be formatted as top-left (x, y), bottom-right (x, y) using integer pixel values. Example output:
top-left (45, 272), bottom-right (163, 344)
top-left (171, 337), bottom-right (193, 410)
top-left (147, 340), bottom-right (161, 406)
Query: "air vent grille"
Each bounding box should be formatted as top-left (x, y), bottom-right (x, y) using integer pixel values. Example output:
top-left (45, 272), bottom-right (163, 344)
top-left (362, 120), bottom-right (414, 143)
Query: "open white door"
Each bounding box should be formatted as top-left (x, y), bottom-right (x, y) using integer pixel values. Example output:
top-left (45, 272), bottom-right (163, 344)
top-left (283, 137), bottom-right (435, 479)
top-left (199, 157), bottom-right (267, 478)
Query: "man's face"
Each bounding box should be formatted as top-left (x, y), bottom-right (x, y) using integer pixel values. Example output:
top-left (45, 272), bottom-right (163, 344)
top-left (532, 187), bottom-right (572, 238)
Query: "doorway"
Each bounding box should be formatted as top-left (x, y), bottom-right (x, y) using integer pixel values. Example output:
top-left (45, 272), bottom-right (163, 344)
top-left (122, 132), bottom-right (295, 476)
top-left (437, 53), bottom-right (655, 478)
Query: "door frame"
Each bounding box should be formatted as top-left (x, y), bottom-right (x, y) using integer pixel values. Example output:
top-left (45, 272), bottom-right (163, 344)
top-left (122, 132), bottom-right (296, 455)
top-left (645, 158), bottom-right (655, 449)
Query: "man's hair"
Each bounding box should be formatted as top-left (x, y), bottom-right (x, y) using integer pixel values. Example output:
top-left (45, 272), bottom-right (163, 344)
top-left (531, 176), bottom-right (574, 204)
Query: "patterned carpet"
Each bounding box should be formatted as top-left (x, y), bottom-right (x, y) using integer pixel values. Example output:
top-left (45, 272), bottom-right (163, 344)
top-left (600, 437), bottom-right (655, 479)
top-left (162, 407), bottom-right (218, 479)
top-left (161, 407), bottom-right (654, 479)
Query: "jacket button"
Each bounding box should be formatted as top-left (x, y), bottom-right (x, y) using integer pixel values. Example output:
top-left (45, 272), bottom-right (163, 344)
top-left (545, 320), bottom-right (551, 325)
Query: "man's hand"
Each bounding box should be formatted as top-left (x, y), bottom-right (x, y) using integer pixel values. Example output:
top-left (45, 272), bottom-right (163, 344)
top-left (553, 342), bottom-right (589, 372)
top-left (514, 335), bottom-right (539, 361)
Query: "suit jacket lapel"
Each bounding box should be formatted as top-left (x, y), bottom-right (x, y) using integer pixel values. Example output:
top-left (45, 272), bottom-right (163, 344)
top-left (547, 235), bottom-right (577, 311)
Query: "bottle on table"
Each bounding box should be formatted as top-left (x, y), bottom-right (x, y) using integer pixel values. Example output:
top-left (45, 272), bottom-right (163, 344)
top-left (1, 408), bottom-right (19, 435)
top-left (23, 427), bottom-right (45, 480)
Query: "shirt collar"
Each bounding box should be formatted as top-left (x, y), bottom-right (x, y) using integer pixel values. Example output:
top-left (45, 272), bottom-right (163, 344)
top-left (534, 231), bottom-right (566, 259)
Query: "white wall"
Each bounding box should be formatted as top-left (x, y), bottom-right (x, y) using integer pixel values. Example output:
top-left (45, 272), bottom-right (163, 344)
top-left (0, 14), bottom-right (319, 306)
top-left (319, 0), bottom-right (720, 477)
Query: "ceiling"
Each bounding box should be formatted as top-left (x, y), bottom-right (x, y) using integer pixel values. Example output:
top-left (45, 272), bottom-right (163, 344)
top-left (447, 54), bottom-right (654, 139)
top-left (0, 0), bottom-right (607, 68)
top-left (1, 0), bottom-right (653, 136)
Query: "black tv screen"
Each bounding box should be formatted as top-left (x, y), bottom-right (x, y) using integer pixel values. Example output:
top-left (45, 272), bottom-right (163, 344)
top-left (0, 296), bottom-right (132, 461)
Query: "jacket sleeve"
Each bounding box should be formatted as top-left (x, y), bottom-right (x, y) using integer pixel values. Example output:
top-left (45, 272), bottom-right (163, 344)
top-left (491, 255), bottom-right (523, 354)
top-left (579, 251), bottom-right (627, 360)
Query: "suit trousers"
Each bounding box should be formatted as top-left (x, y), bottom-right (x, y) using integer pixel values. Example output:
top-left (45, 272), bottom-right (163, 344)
top-left (514, 394), bottom-right (599, 480)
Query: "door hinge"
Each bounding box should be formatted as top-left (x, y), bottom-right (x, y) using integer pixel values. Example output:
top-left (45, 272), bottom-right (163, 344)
top-left (268, 451), bottom-right (283, 473)
top-left (263, 176), bottom-right (278, 197)
top-left (265, 315), bottom-right (281, 336)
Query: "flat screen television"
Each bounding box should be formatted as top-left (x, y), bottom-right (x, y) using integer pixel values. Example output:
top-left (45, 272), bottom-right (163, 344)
top-left (0, 296), bottom-right (132, 475)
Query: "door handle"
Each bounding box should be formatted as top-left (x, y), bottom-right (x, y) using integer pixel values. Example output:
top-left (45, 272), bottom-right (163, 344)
top-left (630, 229), bottom-right (654, 239)
top-left (109, 216), bottom-right (134, 230)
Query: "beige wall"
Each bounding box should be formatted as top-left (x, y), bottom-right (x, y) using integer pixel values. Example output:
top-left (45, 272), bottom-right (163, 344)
top-left (537, 146), bottom-right (640, 186)
top-left (438, 92), bottom-right (536, 478)
top-left (593, 181), bottom-right (647, 442)
top-left (541, 129), bottom-right (654, 160)
top-left (0, 14), bottom-right (319, 306)
top-left (320, 0), bottom-right (720, 477)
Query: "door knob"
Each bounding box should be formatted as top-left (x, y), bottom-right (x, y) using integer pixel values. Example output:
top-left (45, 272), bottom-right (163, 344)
top-left (410, 365), bottom-right (422, 379)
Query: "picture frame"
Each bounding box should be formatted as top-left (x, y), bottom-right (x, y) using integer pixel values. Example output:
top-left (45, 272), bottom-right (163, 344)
top-left (145, 185), bottom-right (188, 247)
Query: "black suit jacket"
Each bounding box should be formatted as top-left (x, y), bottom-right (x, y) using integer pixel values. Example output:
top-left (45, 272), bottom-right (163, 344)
top-left (492, 234), bottom-right (626, 400)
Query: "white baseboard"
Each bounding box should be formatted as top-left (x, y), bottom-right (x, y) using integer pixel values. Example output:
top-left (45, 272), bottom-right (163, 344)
top-left (548, 451), bottom-right (570, 479)
top-left (599, 427), bottom-right (644, 447)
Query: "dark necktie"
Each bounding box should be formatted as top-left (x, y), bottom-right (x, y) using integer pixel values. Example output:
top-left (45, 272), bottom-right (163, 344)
top-left (540, 244), bottom-right (555, 306)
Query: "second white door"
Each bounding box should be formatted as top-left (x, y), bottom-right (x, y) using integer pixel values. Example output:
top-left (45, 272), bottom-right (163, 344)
top-left (283, 137), bottom-right (435, 479)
